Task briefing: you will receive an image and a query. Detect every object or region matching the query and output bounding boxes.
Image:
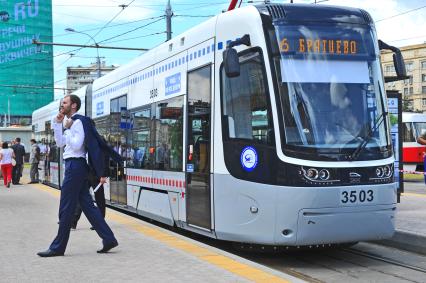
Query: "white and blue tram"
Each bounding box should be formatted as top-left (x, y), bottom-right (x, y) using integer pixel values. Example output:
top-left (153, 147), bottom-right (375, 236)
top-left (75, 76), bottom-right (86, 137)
top-left (34, 4), bottom-right (407, 246)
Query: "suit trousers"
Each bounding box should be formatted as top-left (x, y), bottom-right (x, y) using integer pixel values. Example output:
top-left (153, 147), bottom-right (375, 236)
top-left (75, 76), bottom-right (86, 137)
top-left (49, 158), bottom-right (116, 254)
top-left (12, 164), bottom-right (23, 184)
top-left (30, 162), bottom-right (39, 182)
top-left (73, 186), bottom-right (106, 227)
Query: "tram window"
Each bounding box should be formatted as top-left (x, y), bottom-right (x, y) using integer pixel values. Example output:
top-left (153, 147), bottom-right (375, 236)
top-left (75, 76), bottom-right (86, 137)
top-left (402, 123), bottom-right (415, 142)
top-left (130, 108), bottom-right (152, 169)
top-left (413, 122), bottom-right (426, 142)
top-left (110, 95), bottom-right (127, 113)
top-left (154, 96), bottom-right (184, 171)
top-left (221, 50), bottom-right (274, 144)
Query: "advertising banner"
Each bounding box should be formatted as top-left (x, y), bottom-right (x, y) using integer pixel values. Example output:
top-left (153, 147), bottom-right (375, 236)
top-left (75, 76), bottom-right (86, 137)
top-left (0, 0), bottom-right (53, 119)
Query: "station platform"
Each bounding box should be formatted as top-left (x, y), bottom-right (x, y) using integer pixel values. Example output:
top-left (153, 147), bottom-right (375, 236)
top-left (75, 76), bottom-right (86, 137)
top-left (0, 178), bottom-right (303, 282)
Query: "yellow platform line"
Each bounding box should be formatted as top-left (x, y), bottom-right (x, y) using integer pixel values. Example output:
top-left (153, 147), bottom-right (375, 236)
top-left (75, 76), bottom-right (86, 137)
top-left (33, 184), bottom-right (292, 283)
top-left (402, 192), bottom-right (426, 198)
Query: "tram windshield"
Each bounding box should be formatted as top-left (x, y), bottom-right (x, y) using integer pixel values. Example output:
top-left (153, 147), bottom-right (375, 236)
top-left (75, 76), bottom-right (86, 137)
top-left (272, 23), bottom-right (391, 161)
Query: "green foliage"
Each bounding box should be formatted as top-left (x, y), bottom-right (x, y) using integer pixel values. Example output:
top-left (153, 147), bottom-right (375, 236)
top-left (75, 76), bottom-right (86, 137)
top-left (389, 114), bottom-right (398, 126)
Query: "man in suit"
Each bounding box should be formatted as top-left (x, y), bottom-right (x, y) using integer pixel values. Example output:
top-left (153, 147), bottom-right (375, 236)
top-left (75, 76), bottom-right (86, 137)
top-left (37, 94), bottom-right (118, 257)
top-left (11, 137), bottom-right (25, 185)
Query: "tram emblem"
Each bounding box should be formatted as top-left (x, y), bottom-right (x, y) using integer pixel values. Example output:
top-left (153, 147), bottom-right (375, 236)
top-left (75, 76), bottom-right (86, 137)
top-left (349, 172), bottom-right (361, 178)
top-left (241, 146), bottom-right (258, 172)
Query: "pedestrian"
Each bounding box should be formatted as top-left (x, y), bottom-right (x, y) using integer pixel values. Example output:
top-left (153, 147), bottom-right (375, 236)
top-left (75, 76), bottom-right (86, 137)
top-left (37, 94), bottom-right (120, 257)
top-left (0, 141), bottom-right (15, 188)
top-left (28, 139), bottom-right (40, 184)
top-left (11, 137), bottom-right (25, 185)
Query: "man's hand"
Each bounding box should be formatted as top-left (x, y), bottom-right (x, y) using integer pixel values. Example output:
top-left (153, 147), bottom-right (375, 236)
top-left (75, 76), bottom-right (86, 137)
top-left (64, 119), bottom-right (73, 129)
top-left (55, 111), bottom-right (65, 123)
top-left (100, 177), bottom-right (108, 184)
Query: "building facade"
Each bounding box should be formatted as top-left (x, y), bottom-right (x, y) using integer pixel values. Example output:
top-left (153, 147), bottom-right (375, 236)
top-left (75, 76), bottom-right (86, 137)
top-left (66, 61), bottom-right (117, 92)
top-left (381, 43), bottom-right (426, 112)
top-left (0, 0), bottom-right (54, 126)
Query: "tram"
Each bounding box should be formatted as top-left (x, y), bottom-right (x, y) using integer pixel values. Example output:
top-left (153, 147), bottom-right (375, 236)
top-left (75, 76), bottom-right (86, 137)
top-left (402, 112), bottom-right (426, 172)
top-left (34, 3), bottom-right (407, 246)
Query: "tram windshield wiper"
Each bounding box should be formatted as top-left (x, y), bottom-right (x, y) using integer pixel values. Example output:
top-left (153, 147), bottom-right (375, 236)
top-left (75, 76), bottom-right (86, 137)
top-left (348, 112), bottom-right (388, 161)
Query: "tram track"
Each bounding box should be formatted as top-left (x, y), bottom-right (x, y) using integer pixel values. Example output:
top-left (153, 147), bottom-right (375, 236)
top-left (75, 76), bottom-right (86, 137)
top-left (341, 247), bottom-right (426, 274)
top-left (231, 245), bottom-right (426, 283)
top-left (107, 204), bottom-right (426, 282)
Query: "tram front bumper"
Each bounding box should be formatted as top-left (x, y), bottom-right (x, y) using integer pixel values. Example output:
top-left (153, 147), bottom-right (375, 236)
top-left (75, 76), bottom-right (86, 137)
top-left (294, 204), bottom-right (396, 246)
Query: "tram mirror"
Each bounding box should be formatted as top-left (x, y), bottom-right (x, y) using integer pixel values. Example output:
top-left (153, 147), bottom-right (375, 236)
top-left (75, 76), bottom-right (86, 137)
top-left (223, 48), bottom-right (240, 77)
top-left (393, 51), bottom-right (407, 78)
top-left (379, 39), bottom-right (408, 82)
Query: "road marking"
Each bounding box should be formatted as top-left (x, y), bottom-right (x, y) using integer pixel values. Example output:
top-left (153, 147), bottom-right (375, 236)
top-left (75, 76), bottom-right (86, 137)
top-left (34, 184), bottom-right (296, 283)
top-left (402, 192), bottom-right (426, 198)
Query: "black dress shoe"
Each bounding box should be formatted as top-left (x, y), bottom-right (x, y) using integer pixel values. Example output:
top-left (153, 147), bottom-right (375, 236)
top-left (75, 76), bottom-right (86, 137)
top-left (37, 249), bottom-right (64, 257)
top-left (97, 241), bottom-right (118, 253)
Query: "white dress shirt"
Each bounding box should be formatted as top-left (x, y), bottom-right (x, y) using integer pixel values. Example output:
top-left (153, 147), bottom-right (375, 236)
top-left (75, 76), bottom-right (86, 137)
top-left (52, 113), bottom-right (86, 160)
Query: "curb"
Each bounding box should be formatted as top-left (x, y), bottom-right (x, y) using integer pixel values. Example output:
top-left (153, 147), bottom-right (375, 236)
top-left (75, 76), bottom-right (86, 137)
top-left (373, 230), bottom-right (426, 255)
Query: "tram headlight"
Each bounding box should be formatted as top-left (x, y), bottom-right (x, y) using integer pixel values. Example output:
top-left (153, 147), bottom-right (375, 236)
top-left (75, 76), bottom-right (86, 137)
top-left (319, 169), bottom-right (330, 180)
top-left (306, 168), bottom-right (318, 179)
top-left (375, 167), bottom-right (384, 178)
top-left (299, 166), bottom-right (338, 184)
top-left (383, 165), bottom-right (392, 177)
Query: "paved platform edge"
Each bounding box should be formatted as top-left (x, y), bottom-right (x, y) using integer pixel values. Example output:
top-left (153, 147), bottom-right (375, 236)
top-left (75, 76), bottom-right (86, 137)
top-left (33, 183), bottom-right (305, 283)
top-left (373, 230), bottom-right (426, 255)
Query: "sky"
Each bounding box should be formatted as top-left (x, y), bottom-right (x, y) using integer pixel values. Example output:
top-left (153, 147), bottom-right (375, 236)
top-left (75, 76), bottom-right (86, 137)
top-left (51, 0), bottom-right (426, 98)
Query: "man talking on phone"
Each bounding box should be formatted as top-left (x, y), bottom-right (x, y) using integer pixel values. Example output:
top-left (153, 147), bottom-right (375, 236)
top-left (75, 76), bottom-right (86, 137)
top-left (37, 95), bottom-right (120, 257)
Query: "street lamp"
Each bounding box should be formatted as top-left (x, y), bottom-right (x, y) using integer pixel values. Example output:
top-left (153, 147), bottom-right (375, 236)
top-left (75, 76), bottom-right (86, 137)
top-left (65, 28), bottom-right (101, 78)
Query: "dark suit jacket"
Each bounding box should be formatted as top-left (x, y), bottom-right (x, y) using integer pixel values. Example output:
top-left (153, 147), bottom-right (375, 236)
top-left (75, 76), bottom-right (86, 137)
top-left (11, 143), bottom-right (25, 164)
top-left (72, 114), bottom-right (122, 178)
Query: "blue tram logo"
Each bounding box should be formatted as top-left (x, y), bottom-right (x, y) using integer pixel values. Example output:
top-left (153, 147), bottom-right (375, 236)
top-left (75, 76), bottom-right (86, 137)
top-left (241, 146), bottom-right (258, 172)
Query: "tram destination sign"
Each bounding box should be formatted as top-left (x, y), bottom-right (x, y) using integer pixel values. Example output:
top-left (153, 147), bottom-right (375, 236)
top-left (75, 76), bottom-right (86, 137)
top-left (275, 24), bottom-right (375, 61)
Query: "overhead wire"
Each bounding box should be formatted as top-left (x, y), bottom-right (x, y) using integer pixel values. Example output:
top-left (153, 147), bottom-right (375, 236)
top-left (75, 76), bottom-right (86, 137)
top-left (97, 16), bottom-right (165, 44)
top-left (2, 10), bottom-right (163, 71)
top-left (54, 15), bottom-right (165, 38)
top-left (375, 4), bottom-right (426, 23)
top-left (91, 0), bottom-right (137, 39)
top-left (101, 31), bottom-right (167, 44)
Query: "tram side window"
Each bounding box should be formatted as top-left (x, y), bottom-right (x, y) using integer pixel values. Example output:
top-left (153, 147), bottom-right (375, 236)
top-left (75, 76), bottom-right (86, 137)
top-left (154, 96), bottom-right (184, 171)
top-left (403, 123), bottom-right (415, 142)
top-left (221, 50), bottom-right (274, 145)
top-left (110, 95), bottom-right (127, 113)
top-left (130, 108), bottom-right (152, 169)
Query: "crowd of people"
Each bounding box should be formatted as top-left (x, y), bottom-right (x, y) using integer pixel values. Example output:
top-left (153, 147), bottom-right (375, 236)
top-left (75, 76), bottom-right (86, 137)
top-left (0, 137), bottom-right (55, 188)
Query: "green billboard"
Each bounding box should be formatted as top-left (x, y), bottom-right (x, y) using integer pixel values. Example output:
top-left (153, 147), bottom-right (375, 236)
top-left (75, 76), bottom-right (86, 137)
top-left (0, 0), bottom-right (53, 125)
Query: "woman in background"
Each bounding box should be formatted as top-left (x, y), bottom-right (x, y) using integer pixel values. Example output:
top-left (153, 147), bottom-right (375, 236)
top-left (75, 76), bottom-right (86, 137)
top-left (0, 142), bottom-right (15, 188)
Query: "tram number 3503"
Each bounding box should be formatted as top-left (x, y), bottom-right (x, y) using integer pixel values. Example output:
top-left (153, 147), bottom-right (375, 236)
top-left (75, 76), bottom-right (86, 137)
top-left (340, 189), bottom-right (376, 205)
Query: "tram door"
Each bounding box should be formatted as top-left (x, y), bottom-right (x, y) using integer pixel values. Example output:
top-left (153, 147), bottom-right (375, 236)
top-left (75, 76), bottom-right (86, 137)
top-left (186, 65), bottom-right (212, 229)
top-left (108, 95), bottom-right (128, 206)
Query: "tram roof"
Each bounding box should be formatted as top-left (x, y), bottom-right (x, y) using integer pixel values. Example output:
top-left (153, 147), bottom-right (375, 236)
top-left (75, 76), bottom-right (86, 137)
top-left (402, 112), bottom-right (426, 123)
top-left (255, 3), bottom-right (372, 25)
top-left (91, 3), bottom-right (372, 93)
